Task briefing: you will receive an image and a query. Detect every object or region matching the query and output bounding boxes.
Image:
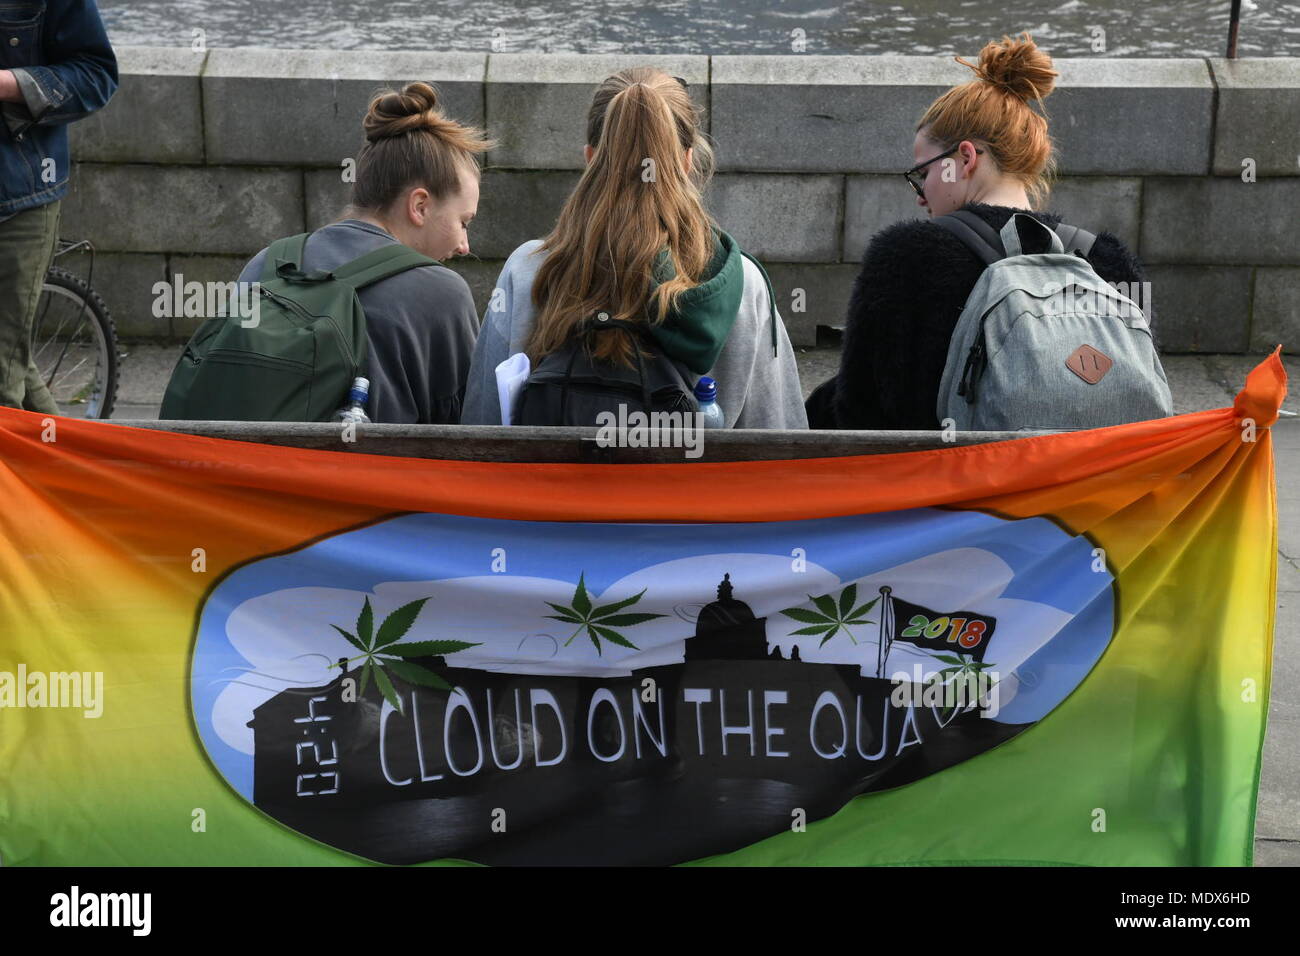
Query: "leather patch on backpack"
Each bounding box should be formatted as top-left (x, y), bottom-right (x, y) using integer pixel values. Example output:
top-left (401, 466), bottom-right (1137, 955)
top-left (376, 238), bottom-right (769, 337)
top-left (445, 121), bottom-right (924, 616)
top-left (1065, 344), bottom-right (1113, 384)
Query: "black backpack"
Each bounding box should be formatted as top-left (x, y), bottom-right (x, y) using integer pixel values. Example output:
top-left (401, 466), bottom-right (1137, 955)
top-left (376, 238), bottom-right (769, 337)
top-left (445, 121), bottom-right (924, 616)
top-left (515, 315), bottom-right (699, 426)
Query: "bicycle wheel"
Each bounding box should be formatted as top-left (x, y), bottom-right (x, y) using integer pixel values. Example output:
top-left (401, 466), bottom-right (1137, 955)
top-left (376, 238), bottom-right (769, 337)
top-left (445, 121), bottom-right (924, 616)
top-left (32, 266), bottom-right (119, 419)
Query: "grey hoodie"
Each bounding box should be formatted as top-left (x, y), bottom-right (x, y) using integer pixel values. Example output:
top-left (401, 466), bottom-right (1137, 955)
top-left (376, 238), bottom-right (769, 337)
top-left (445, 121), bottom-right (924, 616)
top-left (239, 219), bottom-right (477, 425)
top-left (461, 239), bottom-right (808, 428)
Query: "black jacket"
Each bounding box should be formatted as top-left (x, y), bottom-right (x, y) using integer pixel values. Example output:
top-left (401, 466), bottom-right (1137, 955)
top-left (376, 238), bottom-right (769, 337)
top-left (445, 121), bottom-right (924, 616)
top-left (806, 202), bottom-right (1151, 430)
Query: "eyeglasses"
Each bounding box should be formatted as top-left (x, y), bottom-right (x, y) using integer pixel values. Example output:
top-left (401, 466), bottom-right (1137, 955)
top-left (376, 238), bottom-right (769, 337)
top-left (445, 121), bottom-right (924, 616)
top-left (903, 144), bottom-right (984, 200)
top-left (673, 76), bottom-right (689, 89)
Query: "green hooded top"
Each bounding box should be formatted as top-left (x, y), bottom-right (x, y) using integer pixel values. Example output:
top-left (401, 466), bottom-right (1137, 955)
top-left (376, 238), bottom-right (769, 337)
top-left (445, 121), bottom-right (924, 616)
top-left (645, 227), bottom-right (778, 375)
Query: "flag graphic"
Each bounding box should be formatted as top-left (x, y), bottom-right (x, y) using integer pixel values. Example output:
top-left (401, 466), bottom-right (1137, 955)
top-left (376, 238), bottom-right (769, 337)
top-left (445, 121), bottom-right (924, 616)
top-left (883, 591), bottom-right (998, 665)
top-left (0, 351), bottom-right (1285, 866)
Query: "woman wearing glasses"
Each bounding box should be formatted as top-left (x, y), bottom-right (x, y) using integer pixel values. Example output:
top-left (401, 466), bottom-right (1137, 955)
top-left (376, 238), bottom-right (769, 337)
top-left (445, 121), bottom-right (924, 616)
top-left (806, 33), bottom-right (1151, 430)
top-left (461, 67), bottom-right (807, 428)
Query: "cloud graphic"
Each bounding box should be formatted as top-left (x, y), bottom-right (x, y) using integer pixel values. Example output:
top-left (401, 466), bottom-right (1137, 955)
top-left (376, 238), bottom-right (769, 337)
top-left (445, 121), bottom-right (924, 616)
top-left (205, 543), bottom-right (1083, 756)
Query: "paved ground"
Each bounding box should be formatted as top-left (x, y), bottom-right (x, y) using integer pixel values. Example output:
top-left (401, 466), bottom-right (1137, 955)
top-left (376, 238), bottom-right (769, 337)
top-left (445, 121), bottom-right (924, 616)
top-left (107, 343), bottom-right (1298, 864)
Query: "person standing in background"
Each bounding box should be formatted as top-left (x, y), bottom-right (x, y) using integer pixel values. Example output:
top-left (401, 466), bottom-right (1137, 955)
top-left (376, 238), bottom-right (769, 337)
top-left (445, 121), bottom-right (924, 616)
top-left (0, 0), bottom-right (117, 413)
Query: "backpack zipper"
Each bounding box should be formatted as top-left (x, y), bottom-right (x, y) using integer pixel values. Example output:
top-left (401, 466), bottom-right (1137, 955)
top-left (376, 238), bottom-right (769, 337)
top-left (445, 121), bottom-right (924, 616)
top-left (957, 329), bottom-right (987, 405)
top-left (261, 287), bottom-right (360, 375)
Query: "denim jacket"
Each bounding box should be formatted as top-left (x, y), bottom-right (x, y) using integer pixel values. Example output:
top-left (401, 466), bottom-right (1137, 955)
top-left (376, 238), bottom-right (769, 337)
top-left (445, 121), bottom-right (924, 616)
top-left (0, 0), bottom-right (117, 215)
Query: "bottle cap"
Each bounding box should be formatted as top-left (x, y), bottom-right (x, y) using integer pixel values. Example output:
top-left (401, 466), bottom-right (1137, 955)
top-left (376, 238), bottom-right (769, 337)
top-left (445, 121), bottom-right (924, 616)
top-left (693, 376), bottom-right (717, 403)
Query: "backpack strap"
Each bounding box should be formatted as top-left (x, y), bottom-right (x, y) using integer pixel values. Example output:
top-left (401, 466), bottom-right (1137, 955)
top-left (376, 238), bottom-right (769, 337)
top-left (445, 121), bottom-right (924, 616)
top-left (937, 210), bottom-right (1098, 263)
top-left (1000, 213), bottom-right (1065, 257)
top-left (575, 316), bottom-right (655, 417)
top-left (263, 232), bottom-right (310, 282)
top-left (1052, 223), bottom-right (1097, 258)
top-left (934, 211), bottom-right (1004, 265)
top-left (331, 244), bottom-right (439, 291)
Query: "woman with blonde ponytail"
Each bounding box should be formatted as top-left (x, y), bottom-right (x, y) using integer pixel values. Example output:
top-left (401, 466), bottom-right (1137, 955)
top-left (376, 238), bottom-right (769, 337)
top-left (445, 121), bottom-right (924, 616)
top-left (235, 82), bottom-right (493, 424)
top-left (461, 67), bottom-right (806, 428)
top-left (807, 33), bottom-right (1154, 430)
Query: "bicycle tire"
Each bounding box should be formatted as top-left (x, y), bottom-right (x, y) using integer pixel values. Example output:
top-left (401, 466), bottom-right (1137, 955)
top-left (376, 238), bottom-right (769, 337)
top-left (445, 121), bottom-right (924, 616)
top-left (38, 266), bottom-right (119, 419)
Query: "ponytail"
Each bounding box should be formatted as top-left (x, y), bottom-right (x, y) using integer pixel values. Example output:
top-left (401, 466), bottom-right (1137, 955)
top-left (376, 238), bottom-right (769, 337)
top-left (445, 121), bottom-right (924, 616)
top-left (528, 67), bottom-right (716, 368)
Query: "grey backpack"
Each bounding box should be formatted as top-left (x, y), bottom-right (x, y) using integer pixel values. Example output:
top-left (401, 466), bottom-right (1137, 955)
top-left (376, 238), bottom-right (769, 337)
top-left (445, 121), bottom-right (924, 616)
top-left (935, 211), bottom-right (1172, 431)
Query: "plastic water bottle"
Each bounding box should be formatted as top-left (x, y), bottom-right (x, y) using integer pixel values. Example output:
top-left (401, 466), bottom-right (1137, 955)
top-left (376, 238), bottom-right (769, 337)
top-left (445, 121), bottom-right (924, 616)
top-left (694, 376), bottom-right (725, 428)
top-left (332, 377), bottom-right (371, 424)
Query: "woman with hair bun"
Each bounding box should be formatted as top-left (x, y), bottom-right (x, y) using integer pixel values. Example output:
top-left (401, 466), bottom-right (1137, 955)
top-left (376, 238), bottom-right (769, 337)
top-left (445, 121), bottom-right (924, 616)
top-left (236, 81), bottom-right (493, 424)
top-left (807, 33), bottom-right (1153, 430)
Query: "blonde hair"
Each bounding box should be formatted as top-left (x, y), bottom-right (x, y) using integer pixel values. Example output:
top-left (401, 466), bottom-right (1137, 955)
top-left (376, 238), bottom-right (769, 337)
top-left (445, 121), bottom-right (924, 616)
top-left (918, 33), bottom-right (1059, 208)
top-left (527, 67), bottom-right (717, 368)
top-left (348, 81), bottom-right (495, 213)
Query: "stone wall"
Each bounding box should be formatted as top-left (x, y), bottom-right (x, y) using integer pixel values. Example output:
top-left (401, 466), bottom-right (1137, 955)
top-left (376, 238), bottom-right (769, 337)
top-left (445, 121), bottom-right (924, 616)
top-left (62, 48), bottom-right (1300, 351)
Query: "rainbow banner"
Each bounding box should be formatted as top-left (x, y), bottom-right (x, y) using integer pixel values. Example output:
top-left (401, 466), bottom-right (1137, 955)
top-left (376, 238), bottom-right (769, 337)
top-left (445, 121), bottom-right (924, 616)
top-left (0, 352), bottom-right (1285, 866)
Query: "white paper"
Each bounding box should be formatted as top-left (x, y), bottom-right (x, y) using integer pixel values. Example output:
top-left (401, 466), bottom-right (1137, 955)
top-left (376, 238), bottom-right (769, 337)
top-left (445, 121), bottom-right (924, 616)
top-left (494, 352), bottom-right (531, 426)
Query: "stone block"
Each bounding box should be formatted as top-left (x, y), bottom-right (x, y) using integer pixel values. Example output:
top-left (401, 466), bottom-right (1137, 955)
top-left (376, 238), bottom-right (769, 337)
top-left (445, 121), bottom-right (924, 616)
top-left (1210, 58), bottom-right (1300, 177)
top-left (204, 49), bottom-right (486, 166)
top-left (1251, 268), bottom-right (1300, 354)
top-left (61, 163), bottom-right (304, 256)
top-left (485, 54), bottom-right (709, 169)
top-left (442, 259), bottom-right (504, 318)
top-left (1144, 265), bottom-right (1252, 352)
top-left (304, 167), bottom-right (351, 230)
top-left (711, 56), bottom-right (1213, 176)
top-left (711, 55), bottom-right (967, 173)
top-left (56, 252), bottom-right (169, 339)
top-left (472, 170), bottom-right (581, 259)
top-left (1045, 177), bottom-right (1142, 249)
top-left (705, 173), bottom-right (843, 262)
top-left (1049, 58), bottom-right (1214, 175)
top-left (71, 46), bottom-right (206, 164)
top-left (1142, 178), bottom-right (1300, 266)
top-left (843, 174), bottom-right (927, 261)
top-left (763, 263), bottom-right (860, 345)
top-left (165, 254), bottom-right (254, 337)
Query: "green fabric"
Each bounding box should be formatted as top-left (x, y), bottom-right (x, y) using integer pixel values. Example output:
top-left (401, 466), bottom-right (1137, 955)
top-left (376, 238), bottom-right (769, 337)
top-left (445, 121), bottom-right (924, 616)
top-left (645, 228), bottom-right (746, 375)
top-left (0, 201), bottom-right (60, 414)
top-left (161, 232), bottom-right (436, 422)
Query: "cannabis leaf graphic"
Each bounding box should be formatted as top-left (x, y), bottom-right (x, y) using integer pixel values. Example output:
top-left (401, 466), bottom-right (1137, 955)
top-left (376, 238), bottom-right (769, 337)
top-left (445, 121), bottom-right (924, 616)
top-left (329, 597), bottom-right (479, 714)
top-left (779, 583), bottom-right (878, 647)
top-left (933, 653), bottom-right (998, 721)
top-left (544, 573), bottom-right (664, 655)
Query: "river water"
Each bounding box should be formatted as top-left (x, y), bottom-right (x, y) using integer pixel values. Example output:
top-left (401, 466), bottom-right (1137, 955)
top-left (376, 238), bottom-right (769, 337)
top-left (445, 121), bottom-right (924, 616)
top-left (99, 0), bottom-right (1300, 57)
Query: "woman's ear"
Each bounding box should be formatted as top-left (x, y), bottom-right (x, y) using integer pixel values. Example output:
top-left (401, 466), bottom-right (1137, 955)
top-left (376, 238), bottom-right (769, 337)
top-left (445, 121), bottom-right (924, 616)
top-left (959, 140), bottom-right (981, 178)
top-left (583, 144), bottom-right (595, 165)
top-left (407, 187), bottom-right (431, 226)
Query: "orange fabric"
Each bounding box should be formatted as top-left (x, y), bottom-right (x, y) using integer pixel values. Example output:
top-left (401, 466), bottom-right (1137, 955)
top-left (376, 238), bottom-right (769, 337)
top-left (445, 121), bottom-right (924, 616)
top-left (0, 350), bottom-right (1285, 532)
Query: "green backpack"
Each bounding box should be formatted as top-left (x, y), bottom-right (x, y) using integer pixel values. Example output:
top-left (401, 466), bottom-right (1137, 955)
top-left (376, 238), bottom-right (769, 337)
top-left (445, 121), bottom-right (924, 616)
top-left (160, 232), bottom-right (436, 422)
